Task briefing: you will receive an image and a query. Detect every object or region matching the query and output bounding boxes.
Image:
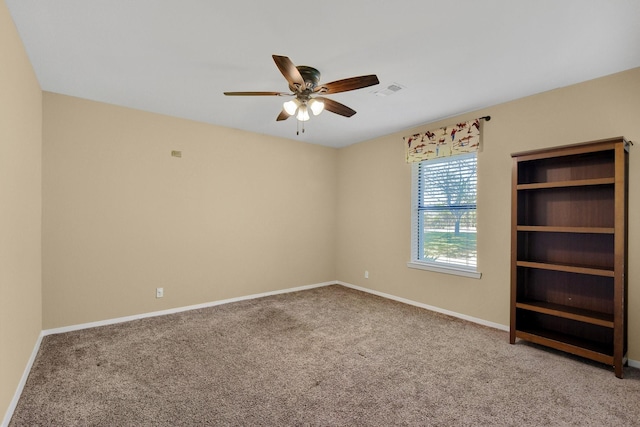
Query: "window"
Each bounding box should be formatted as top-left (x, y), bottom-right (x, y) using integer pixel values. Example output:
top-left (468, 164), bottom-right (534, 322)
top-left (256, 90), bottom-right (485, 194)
top-left (408, 152), bottom-right (480, 278)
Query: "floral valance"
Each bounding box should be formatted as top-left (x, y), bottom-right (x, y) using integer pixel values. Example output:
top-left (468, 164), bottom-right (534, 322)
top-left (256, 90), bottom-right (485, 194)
top-left (404, 118), bottom-right (481, 163)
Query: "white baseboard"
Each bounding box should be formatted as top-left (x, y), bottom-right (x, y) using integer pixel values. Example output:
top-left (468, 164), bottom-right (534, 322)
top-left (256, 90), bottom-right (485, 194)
top-left (42, 281), bottom-right (336, 336)
top-left (2, 332), bottom-right (44, 427)
top-left (336, 281), bottom-right (510, 331)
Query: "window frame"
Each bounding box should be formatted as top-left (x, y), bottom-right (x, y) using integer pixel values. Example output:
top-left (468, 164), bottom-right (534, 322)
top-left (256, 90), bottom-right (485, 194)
top-left (407, 152), bottom-right (481, 279)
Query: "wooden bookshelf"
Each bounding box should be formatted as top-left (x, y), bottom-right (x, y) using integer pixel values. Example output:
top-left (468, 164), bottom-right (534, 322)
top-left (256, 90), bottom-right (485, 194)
top-left (510, 137), bottom-right (629, 378)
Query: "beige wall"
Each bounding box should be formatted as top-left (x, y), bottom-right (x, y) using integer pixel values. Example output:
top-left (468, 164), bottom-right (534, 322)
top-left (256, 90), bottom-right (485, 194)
top-left (336, 67), bottom-right (640, 361)
top-left (0, 0), bottom-right (43, 421)
top-left (42, 93), bottom-right (337, 329)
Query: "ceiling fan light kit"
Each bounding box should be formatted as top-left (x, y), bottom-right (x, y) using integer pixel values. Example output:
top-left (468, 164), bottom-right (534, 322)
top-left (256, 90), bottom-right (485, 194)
top-left (224, 55), bottom-right (379, 133)
top-left (283, 98), bottom-right (324, 121)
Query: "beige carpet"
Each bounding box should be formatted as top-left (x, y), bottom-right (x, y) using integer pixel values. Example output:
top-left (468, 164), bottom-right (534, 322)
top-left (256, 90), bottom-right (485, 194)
top-left (10, 285), bottom-right (640, 426)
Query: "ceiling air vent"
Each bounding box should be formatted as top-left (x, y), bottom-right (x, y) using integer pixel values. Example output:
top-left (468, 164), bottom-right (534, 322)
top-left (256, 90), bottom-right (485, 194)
top-left (372, 83), bottom-right (405, 97)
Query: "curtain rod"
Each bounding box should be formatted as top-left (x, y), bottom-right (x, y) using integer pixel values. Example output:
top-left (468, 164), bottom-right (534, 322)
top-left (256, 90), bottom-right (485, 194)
top-left (479, 116), bottom-right (491, 121)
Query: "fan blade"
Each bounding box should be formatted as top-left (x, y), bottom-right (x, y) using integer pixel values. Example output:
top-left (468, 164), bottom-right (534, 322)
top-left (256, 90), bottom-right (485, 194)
top-left (224, 91), bottom-right (286, 96)
top-left (276, 109), bottom-right (290, 121)
top-left (316, 75), bottom-right (379, 94)
top-left (317, 97), bottom-right (356, 117)
top-left (272, 55), bottom-right (305, 90)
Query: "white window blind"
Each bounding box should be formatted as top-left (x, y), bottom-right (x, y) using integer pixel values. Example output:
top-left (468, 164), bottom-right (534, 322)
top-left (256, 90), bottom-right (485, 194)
top-left (410, 152), bottom-right (478, 276)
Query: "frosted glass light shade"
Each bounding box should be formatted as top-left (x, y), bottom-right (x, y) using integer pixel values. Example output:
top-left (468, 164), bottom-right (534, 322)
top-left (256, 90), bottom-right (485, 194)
top-left (296, 105), bottom-right (310, 121)
top-left (308, 98), bottom-right (325, 115)
top-left (283, 99), bottom-right (300, 115)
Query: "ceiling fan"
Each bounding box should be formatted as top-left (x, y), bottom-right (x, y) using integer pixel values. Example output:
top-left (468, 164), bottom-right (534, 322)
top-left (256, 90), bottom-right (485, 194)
top-left (224, 55), bottom-right (379, 126)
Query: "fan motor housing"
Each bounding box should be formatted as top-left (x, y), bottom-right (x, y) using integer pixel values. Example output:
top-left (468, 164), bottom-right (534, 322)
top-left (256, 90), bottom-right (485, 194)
top-left (295, 66), bottom-right (321, 90)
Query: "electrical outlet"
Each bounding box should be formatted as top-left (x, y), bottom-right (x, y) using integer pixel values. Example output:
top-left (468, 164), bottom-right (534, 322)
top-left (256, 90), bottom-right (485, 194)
top-left (365, 270), bottom-right (369, 279)
top-left (156, 287), bottom-right (164, 298)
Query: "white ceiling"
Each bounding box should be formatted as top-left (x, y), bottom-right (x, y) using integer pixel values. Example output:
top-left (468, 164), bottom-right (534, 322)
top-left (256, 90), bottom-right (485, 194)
top-left (7, 1), bottom-right (640, 148)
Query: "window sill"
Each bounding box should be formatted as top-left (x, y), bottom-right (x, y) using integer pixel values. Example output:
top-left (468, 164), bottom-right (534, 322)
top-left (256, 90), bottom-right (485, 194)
top-left (407, 261), bottom-right (482, 279)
